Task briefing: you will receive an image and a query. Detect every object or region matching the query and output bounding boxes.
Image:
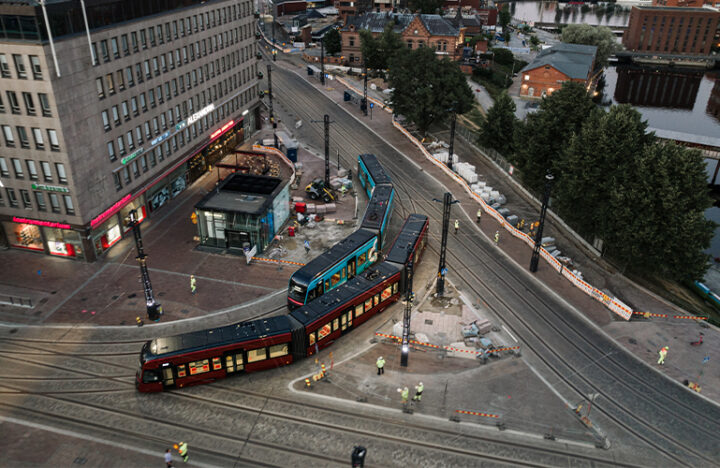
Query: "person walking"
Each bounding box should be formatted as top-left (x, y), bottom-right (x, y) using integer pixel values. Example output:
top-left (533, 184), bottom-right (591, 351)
top-left (178, 441), bottom-right (189, 463)
top-left (476, 209), bottom-right (482, 224)
top-left (304, 239), bottom-right (310, 254)
top-left (454, 219), bottom-right (459, 234)
top-left (400, 387), bottom-right (409, 406)
top-left (494, 231), bottom-right (500, 244)
top-left (190, 275), bottom-right (197, 295)
top-left (376, 356), bottom-right (385, 375)
top-left (658, 346), bottom-right (669, 365)
top-left (164, 448), bottom-right (174, 467)
top-left (412, 382), bottom-right (424, 401)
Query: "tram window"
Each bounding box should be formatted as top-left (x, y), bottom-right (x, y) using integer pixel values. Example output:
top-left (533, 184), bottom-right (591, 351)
top-left (142, 369), bottom-right (160, 383)
top-left (225, 355), bottom-right (234, 372)
top-left (333, 317), bottom-right (340, 331)
top-left (188, 359), bottom-right (210, 375)
top-left (269, 343), bottom-right (288, 358)
top-left (331, 272), bottom-right (341, 286)
top-left (318, 323), bottom-right (332, 341)
top-left (342, 267), bottom-right (346, 278)
top-left (381, 286), bottom-right (392, 301)
top-left (374, 294), bottom-right (380, 306)
top-left (235, 354), bottom-right (244, 367)
top-left (355, 304), bottom-right (364, 317)
top-left (309, 332), bottom-right (316, 346)
top-left (358, 252), bottom-right (367, 265)
top-left (212, 357), bottom-right (222, 370)
top-left (177, 364), bottom-right (187, 378)
top-left (248, 348), bottom-right (267, 363)
top-left (364, 298), bottom-right (373, 312)
top-left (393, 282), bottom-right (398, 294)
top-left (325, 280), bottom-right (330, 290)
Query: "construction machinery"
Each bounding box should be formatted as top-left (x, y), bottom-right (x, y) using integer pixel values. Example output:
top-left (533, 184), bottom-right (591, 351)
top-left (305, 178), bottom-right (334, 203)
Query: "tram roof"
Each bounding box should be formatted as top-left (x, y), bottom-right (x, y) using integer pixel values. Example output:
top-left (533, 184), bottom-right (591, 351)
top-left (360, 185), bottom-right (394, 231)
top-left (358, 154), bottom-right (392, 186)
top-left (290, 229), bottom-right (378, 285)
top-left (290, 261), bottom-right (402, 326)
top-left (145, 315), bottom-right (294, 358)
top-left (384, 214), bottom-right (428, 265)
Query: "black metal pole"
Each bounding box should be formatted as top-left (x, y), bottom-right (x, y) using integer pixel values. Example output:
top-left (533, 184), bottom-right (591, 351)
top-left (320, 40), bottom-right (325, 86)
top-left (362, 62), bottom-right (368, 116)
top-left (401, 260), bottom-right (413, 367)
top-left (267, 64), bottom-right (278, 148)
top-left (530, 173), bottom-right (554, 273)
top-left (129, 210), bottom-right (162, 321)
top-left (448, 111), bottom-right (456, 171)
top-left (436, 192), bottom-right (452, 296)
top-left (324, 114), bottom-right (330, 187)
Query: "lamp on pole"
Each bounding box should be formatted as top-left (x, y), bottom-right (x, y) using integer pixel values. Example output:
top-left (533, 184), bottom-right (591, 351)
top-left (362, 61), bottom-right (368, 116)
top-left (400, 260), bottom-right (414, 367)
top-left (447, 106), bottom-right (457, 171)
top-left (311, 114), bottom-right (333, 187)
top-left (320, 38), bottom-right (326, 86)
top-left (266, 64), bottom-right (278, 149)
top-left (432, 192), bottom-right (459, 297)
top-left (529, 173), bottom-right (554, 273)
top-left (128, 209), bottom-right (162, 321)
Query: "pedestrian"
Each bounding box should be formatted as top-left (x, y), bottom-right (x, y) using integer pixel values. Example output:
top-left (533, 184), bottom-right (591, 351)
top-left (304, 239), bottom-right (310, 254)
top-left (412, 382), bottom-right (424, 401)
top-left (190, 275), bottom-right (197, 295)
top-left (165, 448), bottom-right (174, 468)
top-left (399, 386), bottom-right (409, 406)
top-left (454, 219), bottom-right (459, 234)
top-left (658, 346), bottom-right (669, 365)
top-left (376, 356), bottom-right (385, 375)
top-left (178, 441), bottom-right (189, 463)
top-left (476, 209), bottom-right (482, 224)
top-left (494, 231), bottom-right (500, 244)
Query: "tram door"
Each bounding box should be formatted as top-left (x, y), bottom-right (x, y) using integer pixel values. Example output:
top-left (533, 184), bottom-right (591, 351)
top-left (162, 366), bottom-right (175, 387)
top-left (224, 352), bottom-right (245, 374)
top-left (340, 307), bottom-right (353, 333)
top-left (347, 258), bottom-right (356, 280)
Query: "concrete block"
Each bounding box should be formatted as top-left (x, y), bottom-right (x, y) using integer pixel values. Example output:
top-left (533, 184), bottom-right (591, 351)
top-left (292, 196), bottom-right (304, 203)
top-left (325, 203), bottom-right (336, 213)
top-left (306, 204), bottom-right (316, 213)
top-left (337, 168), bottom-right (349, 178)
top-left (316, 204), bottom-right (326, 214)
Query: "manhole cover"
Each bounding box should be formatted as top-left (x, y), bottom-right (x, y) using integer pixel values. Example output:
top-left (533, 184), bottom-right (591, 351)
top-left (80, 297), bottom-right (87, 302)
top-left (628, 338), bottom-right (637, 344)
top-left (119, 321), bottom-right (126, 325)
top-left (9, 328), bottom-right (17, 334)
top-left (128, 293), bottom-right (137, 298)
top-left (112, 295), bottom-right (119, 300)
top-left (51, 291), bottom-right (57, 295)
top-left (181, 309), bottom-right (190, 314)
top-left (73, 457), bottom-right (87, 465)
top-left (425, 319), bottom-right (433, 325)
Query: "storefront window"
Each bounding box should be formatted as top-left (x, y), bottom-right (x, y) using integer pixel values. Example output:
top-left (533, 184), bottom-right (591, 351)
top-left (149, 186), bottom-right (169, 212)
top-left (3, 222), bottom-right (43, 251)
top-left (43, 227), bottom-right (82, 258)
top-left (119, 195), bottom-right (147, 232)
top-left (93, 215), bottom-right (122, 256)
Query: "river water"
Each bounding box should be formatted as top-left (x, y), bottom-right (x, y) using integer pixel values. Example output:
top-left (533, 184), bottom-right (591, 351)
top-left (504, 1), bottom-right (632, 27)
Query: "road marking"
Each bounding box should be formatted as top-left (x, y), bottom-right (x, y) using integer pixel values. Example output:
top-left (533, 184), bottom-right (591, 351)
top-left (502, 325), bottom-right (518, 343)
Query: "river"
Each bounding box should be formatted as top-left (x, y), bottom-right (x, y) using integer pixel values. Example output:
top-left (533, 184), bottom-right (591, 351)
top-left (503, 1), bottom-right (632, 27)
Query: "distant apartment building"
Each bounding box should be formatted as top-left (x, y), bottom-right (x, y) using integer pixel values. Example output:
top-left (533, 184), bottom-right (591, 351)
top-left (0, 0), bottom-right (261, 261)
top-left (622, 6), bottom-right (720, 56)
top-left (341, 12), bottom-right (464, 65)
top-left (519, 43), bottom-right (600, 98)
top-left (652, 0), bottom-right (704, 7)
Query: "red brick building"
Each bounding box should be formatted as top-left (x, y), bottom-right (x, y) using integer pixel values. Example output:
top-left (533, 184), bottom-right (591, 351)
top-left (652, 0), bottom-right (703, 6)
top-left (622, 6), bottom-right (720, 56)
top-left (519, 43), bottom-right (600, 98)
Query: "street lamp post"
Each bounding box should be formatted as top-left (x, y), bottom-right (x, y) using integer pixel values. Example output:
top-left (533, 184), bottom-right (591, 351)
top-left (447, 108), bottom-right (457, 171)
top-left (433, 192), bottom-right (459, 297)
top-left (267, 64), bottom-right (278, 148)
top-left (320, 39), bottom-right (325, 86)
top-left (128, 209), bottom-right (162, 321)
top-left (400, 260), bottom-right (414, 367)
top-left (529, 173), bottom-right (554, 273)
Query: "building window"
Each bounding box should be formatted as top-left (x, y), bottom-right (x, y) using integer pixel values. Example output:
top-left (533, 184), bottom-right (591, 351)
top-left (100, 40), bottom-right (109, 61)
top-left (7, 91), bottom-right (20, 114)
top-left (16, 126), bottom-right (29, 148)
top-left (140, 93), bottom-right (147, 112)
top-left (126, 131), bottom-right (134, 149)
top-left (55, 162), bottom-right (67, 183)
top-left (112, 106), bottom-right (120, 125)
top-left (141, 154), bottom-right (148, 172)
top-left (122, 101), bottom-right (130, 121)
top-left (131, 32), bottom-right (139, 52)
top-left (34, 192), bottom-right (45, 210)
top-left (113, 172), bottom-right (122, 190)
top-left (135, 126), bottom-right (143, 144)
top-left (31, 128), bottom-right (44, 149)
top-left (39, 93), bottom-right (51, 116)
top-left (140, 29), bottom-right (147, 49)
top-left (105, 73), bottom-right (115, 95)
top-left (407, 40), bottom-right (413, 49)
top-left (26, 160), bottom-right (38, 180)
top-left (121, 34), bottom-right (130, 55)
top-left (131, 97), bottom-right (139, 116)
top-left (132, 160), bottom-right (140, 178)
top-left (13, 54), bottom-right (27, 79)
top-left (41, 161), bottom-right (52, 181)
top-left (102, 110), bottom-right (111, 131)
top-left (29, 55), bottom-right (42, 80)
top-left (20, 189), bottom-right (32, 209)
top-left (0, 54), bottom-right (10, 78)
top-left (111, 37), bottom-right (120, 58)
top-left (117, 136), bottom-right (125, 155)
top-left (2, 125), bottom-right (15, 146)
top-left (48, 130), bottom-right (60, 151)
top-left (11, 158), bottom-right (23, 178)
top-left (96, 78), bottom-right (105, 98)
top-left (122, 166), bottom-right (131, 184)
top-left (0, 93), bottom-right (4, 113)
top-left (63, 195), bottom-right (74, 215)
top-left (0, 157), bottom-right (8, 177)
top-left (116, 70), bottom-right (125, 91)
top-left (6, 188), bottom-right (18, 207)
top-left (126, 67), bottom-right (134, 87)
top-left (107, 141), bottom-right (116, 161)
top-left (49, 193), bottom-right (60, 213)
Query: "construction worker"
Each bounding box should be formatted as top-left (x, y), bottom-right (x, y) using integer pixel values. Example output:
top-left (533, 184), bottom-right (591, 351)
top-left (376, 356), bottom-right (385, 375)
top-left (494, 231), bottom-right (500, 244)
top-left (454, 219), bottom-right (459, 234)
top-left (304, 239), bottom-right (310, 254)
top-left (518, 219), bottom-right (525, 230)
top-left (412, 382), bottom-right (424, 401)
top-left (476, 208), bottom-right (482, 224)
top-left (400, 387), bottom-right (409, 406)
top-left (658, 346), bottom-right (669, 365)
top-left (177, 441), bottom-right (189, 463)
top-left (190, 275), bottom-right (197, 295)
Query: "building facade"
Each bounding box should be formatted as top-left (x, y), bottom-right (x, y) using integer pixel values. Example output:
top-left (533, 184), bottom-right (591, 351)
top-left (0, 0), bottom-right (261, 261)
top-left (519, 43), bottom-right (600, 98)
top-left (622, 6), bottom-right (720, 56)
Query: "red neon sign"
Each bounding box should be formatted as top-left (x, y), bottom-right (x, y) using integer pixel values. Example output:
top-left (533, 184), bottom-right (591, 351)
top-left (210, 120), bottom-right (234, 140)
top-left (91, 194), bottom-right (132, 228)
top-left (12, 217), bottom-right (71, 229)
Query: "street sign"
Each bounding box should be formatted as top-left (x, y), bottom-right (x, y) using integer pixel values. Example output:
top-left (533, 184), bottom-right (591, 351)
top-left (441, 268), bottom-right (448, 276)
top-left (369, 102), bottom-right (374, 108)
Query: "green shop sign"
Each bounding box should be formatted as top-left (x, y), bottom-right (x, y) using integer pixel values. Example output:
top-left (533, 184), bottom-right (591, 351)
top-left (31, 183), bottom-right (69, 193)
top-left (121, 148), bottom-right (144, 165)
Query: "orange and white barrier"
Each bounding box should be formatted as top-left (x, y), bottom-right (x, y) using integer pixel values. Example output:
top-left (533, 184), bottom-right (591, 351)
top-left (456, 409), bottom-right (500, 419)
top-left (252, 257), bottom-right (305, 266)
top-left (375, 333), bottom-right (520, 355)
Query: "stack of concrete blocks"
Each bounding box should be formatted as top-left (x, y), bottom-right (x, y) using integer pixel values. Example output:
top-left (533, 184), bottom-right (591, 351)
top-left (330, 177), bottom-right (353, 191)
top-left (325, 203), bottom-right (336, 213)
top-left (316, 204), bottom-right (326, 215)
top-left (306, 203), bottom-right (316, 214)
top-left (433, 151), bottom-right (459, 166)
top-left (456, 162), bottom-right (478, 184)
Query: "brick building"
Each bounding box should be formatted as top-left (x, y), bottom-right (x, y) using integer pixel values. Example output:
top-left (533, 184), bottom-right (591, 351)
top-left (519, 43), bottom-right (600, 98)
top-left (622, 6), bottom-right (720, 56)
top-left (341, 12), bottom-right (463, 65)
top-left (614, 65), bottom-right (703, 109)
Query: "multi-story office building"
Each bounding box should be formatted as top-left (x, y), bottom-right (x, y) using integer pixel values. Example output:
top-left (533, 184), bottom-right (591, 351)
top-left (622, 6), bottom-right (720, 56)
top-left (0, 0), bottom-right (261, 261)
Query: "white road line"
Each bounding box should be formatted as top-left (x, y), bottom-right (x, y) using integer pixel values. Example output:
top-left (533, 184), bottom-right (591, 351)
top-left (503, 325), bottom-right (518, 343)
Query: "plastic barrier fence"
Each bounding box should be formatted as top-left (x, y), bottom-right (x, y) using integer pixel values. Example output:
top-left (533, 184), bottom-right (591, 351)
top-left (375, 332), bottom-right (521, 355)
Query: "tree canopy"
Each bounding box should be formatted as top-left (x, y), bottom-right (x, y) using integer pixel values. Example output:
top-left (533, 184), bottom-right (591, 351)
top-left (360, 23), bottom-right (403, 71)
top-left (409, 0), bottom-right (445, 14)
top-left (478, 92), bottom-right (517, 156)
top-left (323, 28), bottom-right (341, 56)
top-left (389, 47), bottom-right (474, 135)
top-left (561, 24), bottom-right (622, 67)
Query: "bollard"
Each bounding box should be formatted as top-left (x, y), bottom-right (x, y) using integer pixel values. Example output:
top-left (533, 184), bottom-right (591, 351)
top-left (305, 378), bottom-right (311, 388)
top-left (135, 316), bottom-right (144, 327)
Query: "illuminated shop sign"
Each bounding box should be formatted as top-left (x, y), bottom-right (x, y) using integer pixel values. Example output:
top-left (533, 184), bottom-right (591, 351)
top-left (121, 148), bottom-right (144, 165)
top-left (31, 183), bottom-right (70, 193)
top-left (12, 217), bottom-right (71, 229)
top-left (187, 104), bottom-right (215, 125)
top-left (210, 120), bottom-right (235, 140)
top-left (151, 131), bottom-right (170, 146)
top-left (91, 193), bottom-right (132, 228)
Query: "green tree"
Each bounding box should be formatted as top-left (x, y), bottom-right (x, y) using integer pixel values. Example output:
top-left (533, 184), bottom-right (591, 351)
top-left (389, 47), bottom-right (474, 136)
top-left (561, 24), bottom-right (622, 67)
top-left (409, 0), bottom-right (444, 14)
top-left (323, 28), bottom-right (341, 55)
top-left (513, 81), bottom-right (595, 193)
top-left (360, 24), bottom-right (403, 71)
top-left (498, 5), bottom-right (511, 42)
top-left (378, 23), bottom-right (403, 69)
top-left (491, 47), bottom-right (514, 66)
top-left (478, 92), bottom-right (517, 156)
